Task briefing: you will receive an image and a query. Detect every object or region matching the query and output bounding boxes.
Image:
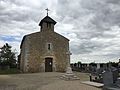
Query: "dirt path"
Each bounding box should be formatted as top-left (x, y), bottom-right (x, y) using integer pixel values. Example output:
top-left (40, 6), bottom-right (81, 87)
top-left (0, 72), bottom-right (101, 90)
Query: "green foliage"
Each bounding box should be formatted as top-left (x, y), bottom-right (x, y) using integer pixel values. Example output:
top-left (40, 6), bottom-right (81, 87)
top-left (77, 61), bottom-right (81, 64)
top-left (89, 62), bottom-right (96, 66)
top-left (0, 43), bottom-right (17, 68)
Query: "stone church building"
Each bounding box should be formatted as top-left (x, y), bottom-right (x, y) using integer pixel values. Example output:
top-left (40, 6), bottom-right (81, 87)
top-left (19, 14), bottom-right (70, 72)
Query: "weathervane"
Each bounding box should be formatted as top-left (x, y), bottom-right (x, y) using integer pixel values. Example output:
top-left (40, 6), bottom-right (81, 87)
top-left (45, 8), bottom-right (50, 16)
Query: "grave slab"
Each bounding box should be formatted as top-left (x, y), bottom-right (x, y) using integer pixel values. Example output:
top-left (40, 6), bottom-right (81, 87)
top-left (81, 81), bottom-right (104, 88)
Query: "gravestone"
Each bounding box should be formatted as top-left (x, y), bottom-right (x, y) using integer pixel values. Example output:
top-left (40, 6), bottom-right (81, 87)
top-left (103, 70), bottom-right (113, 86)
top-left (97, 63), bottom-right (100, 69)
top-left (116, 78), bottom-right (120, 87)
top-left (112, 69), bottom-right (119, 83)
top-left (102, 66), bottom-right (120, 90)
top-left (103, 64), bottom-right (107, 70)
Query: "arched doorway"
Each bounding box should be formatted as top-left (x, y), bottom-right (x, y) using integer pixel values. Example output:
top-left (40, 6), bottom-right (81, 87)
top-left (45, 58), bottom-right (53, 72)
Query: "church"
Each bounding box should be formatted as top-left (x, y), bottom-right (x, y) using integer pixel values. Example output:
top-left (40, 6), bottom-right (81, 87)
top-left (19, 11), bottom-right (70, 72)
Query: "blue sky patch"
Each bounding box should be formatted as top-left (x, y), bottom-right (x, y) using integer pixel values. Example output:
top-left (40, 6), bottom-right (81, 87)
top-left (0, 36), bottom-right (21, 42)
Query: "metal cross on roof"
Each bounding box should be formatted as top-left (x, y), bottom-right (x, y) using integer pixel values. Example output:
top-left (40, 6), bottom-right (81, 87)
top-left (45, 8), bottom-right (50, 16)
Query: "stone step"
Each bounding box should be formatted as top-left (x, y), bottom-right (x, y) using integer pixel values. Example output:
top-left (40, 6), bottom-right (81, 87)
top-left (81, 81), bottom-right (104, 88)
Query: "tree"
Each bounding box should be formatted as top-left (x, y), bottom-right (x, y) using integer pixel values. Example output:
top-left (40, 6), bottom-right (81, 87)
top-left (0, 43), bottom-right (16, 68)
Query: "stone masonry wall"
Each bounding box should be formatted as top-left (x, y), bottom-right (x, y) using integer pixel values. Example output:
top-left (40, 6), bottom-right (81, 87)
top-left (20, 30), bottom-right (69, 72)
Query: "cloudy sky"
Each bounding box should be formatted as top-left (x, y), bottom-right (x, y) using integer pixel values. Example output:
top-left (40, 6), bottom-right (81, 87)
top-left (0, 0), bottom-right (120, 63)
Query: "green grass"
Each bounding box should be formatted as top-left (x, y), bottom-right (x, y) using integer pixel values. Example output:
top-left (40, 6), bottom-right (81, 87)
top-left (0, 68), bottom-right (20, 74)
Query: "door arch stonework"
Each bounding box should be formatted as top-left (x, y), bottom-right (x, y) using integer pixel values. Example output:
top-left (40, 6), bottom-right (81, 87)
top-left (40, 56), bottom-right (56, 72)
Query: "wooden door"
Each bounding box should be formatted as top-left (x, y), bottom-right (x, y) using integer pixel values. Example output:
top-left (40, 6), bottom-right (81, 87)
top-left (45, 58), bottom-right (53, 72)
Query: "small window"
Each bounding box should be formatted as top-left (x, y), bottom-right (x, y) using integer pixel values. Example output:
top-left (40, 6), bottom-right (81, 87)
top-left (47, 43), bottom-right (52, 50)
top-left (48, 24), bottom-right (51, 28)
top-left (47, 23), bottom-right (51, 28)
top-left (48, 44), bottom-right (51, 50)
top-left (47, 23), bottom-right (49, 27)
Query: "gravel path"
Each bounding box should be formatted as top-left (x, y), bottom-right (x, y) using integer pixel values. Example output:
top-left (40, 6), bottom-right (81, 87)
top-left (0, 72), bottom-right (101, 90)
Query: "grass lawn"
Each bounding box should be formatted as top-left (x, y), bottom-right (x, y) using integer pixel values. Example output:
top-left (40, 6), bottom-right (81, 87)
top-left (0, 68), bottom-right (20, 74)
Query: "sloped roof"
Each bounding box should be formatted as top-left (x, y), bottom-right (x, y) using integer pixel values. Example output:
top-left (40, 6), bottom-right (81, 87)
top-left (39, 16), bottom-right (57, 26)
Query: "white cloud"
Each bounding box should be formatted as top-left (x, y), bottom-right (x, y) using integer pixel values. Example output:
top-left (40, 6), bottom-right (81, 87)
top-left (0, 0), bottom-right (120, 63)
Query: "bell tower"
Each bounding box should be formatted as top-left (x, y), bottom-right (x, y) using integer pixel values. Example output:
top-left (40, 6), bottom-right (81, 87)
top-left (39, 8), bottom-right (56, 32)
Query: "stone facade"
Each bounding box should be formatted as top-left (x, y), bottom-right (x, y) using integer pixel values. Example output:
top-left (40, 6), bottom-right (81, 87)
top-left (20, 15), bottom-right (70, 72)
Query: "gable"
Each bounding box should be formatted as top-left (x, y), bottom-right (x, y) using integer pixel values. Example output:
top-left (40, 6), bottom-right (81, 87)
top-left (20, 31), bottom-right (69, 49)
top-left (54, 32), bottom-right (69, 41)
top-left (39, 16), bottom-right (57, 26)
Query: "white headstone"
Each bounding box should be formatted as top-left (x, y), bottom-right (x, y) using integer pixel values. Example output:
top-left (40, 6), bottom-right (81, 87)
top-left (97, 63), bottom-right (100, 69)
